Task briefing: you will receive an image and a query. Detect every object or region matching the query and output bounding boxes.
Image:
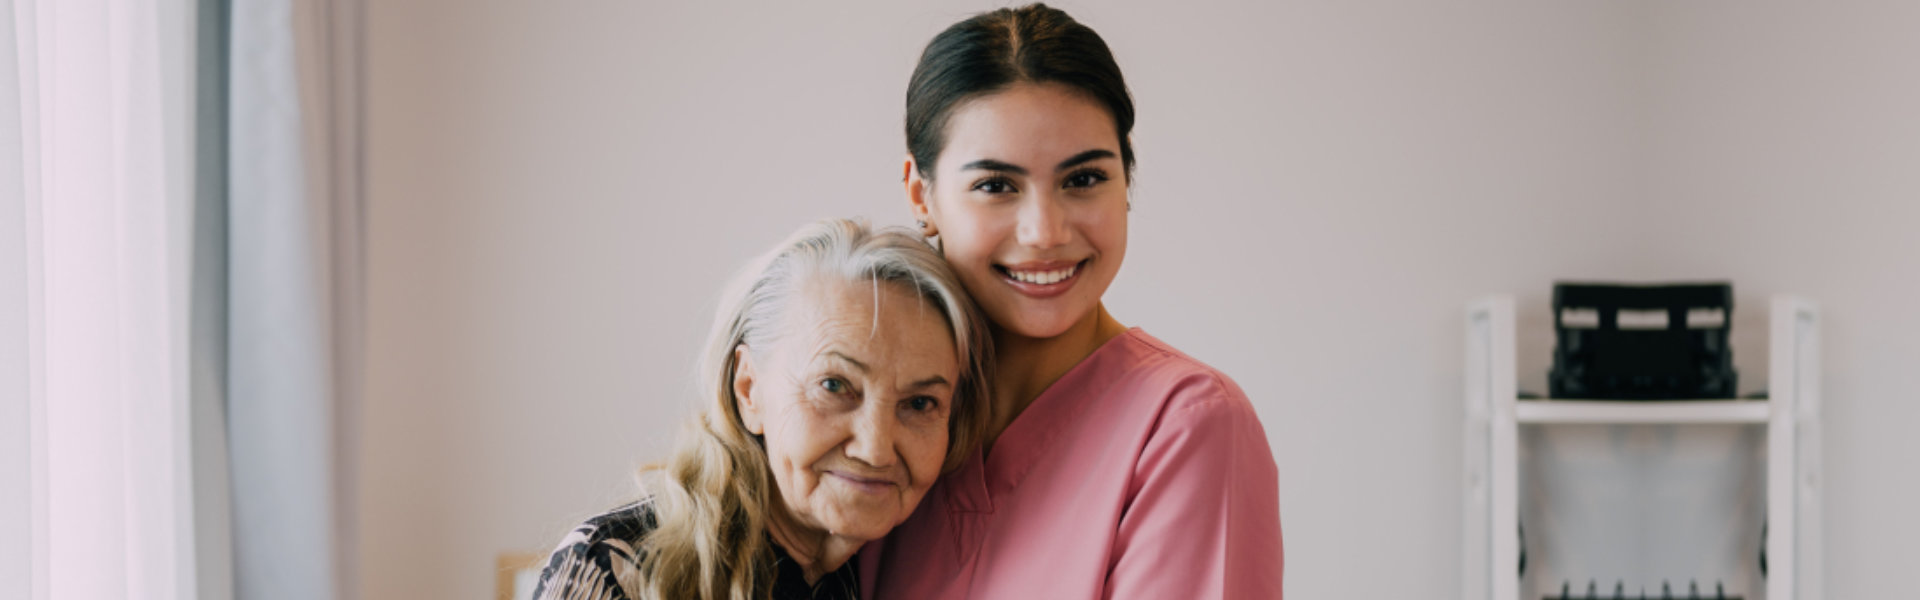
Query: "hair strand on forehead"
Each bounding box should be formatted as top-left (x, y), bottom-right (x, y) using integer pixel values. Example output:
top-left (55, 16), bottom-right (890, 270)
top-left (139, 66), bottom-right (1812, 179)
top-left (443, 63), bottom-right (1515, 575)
top-left (868, 275), bottom-right (882, 340)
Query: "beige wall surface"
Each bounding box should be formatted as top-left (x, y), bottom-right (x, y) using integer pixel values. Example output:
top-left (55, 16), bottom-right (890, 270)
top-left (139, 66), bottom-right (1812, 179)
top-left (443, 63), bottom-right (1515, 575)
top-left (1638, 2), bottom-right (1920, 596)
top-left (361, 1), bottom-right (1916, 598)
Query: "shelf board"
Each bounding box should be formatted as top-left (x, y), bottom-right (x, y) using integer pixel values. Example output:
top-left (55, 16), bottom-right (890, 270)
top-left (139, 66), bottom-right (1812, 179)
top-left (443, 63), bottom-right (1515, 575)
top-left (1514, 399), bottom-right (1770, 424)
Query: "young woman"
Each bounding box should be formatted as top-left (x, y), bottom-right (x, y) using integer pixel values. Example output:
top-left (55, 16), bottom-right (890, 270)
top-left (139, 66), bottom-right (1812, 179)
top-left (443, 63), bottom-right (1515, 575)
top-left (532, 219), bottom-right (993, 600)
top-left (863, 5), bottom-right (1283, 598)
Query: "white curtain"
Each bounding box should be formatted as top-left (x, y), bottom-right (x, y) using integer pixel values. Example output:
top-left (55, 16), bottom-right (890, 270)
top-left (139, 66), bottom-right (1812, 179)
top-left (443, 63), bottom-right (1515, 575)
top-left (4, 1), bottom-right (203, 599)
top-left (3, 0), bottom-right (362, 598)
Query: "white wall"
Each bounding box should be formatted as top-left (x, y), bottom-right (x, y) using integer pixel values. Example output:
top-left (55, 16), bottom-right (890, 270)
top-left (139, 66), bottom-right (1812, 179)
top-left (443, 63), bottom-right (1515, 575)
top-left (1639, 3), bottom-right (1920, 596)
top-left (360, 1), bottom-right (1917, 598)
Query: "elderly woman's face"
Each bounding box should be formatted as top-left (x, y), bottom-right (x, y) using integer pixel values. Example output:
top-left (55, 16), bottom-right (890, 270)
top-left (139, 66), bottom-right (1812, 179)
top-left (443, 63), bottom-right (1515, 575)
top-left (734, 278), bottom-right (959, 542)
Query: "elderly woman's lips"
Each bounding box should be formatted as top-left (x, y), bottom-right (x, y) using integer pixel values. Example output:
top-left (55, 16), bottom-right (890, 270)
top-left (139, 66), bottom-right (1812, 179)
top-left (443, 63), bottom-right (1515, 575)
top-left (827, 471), bottom-right (897, 495)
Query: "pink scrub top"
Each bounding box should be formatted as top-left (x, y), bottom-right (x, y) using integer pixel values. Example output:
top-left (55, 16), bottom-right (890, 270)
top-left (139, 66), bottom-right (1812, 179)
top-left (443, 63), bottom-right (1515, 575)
top-left (860, 329), bottom-right (1283, 599)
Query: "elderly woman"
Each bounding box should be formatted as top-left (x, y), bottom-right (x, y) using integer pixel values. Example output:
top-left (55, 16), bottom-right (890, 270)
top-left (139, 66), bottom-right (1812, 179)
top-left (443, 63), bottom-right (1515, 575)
top-left (532, 219), bottom-right (992, 600)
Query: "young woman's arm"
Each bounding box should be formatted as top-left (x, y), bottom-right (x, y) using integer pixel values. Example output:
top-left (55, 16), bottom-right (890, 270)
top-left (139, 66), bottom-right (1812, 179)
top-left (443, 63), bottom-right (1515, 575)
top-left (1105, 375), bottom-right (1284, 599)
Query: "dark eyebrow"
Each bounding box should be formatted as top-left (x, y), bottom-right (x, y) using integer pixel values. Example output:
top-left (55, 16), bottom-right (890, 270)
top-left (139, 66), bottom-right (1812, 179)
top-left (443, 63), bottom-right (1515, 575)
top-left (959, 158), bottom-right (1026, 175)
top-left (1056, 149), bottom-right (1116, 171)
top-left (826, 351), bottom-right (869, 373)
top-left (959, 150), bottom-right (1116, 177)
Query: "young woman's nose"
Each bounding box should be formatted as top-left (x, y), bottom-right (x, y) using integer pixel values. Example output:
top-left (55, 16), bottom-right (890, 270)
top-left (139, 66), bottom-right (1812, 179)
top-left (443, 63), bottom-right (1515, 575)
top-left (841, 402), bottom-right (898, 469)
top-left (1015, 193), bottom-right (1071, 250)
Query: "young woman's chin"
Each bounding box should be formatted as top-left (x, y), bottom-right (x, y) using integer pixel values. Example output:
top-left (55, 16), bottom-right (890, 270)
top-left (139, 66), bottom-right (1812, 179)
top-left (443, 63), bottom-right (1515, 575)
top-left (960, 278), bottom-right (1102, 341)
top-left (985, 299), bottom-right (1094, 340)
top-left (984, 271), bottom-right (1116, 341)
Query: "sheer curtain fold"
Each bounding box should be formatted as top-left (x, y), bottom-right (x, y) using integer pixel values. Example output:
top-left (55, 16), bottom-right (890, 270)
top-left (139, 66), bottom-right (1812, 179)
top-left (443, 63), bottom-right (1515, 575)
top-left (2, 0), bottom-right (37, 597)
top-left (7, 0), bottom-right (202, 599)
top-left (226, 0), bottom-right (363, 598)
top-left (233, 0), bottom-right (366, 596)
top-left (5, 0), bottom-right (362, 597)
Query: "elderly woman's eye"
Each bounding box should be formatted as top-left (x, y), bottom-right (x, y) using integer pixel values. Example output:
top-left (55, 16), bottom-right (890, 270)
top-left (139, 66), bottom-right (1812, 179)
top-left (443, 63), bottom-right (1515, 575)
top-left (906, 396), bottom-right (939, 412)
top-left (819, 378), bottom-right (849, 394)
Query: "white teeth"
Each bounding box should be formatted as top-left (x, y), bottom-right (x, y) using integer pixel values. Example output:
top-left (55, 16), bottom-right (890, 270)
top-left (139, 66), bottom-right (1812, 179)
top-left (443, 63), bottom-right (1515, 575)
top-left (1009, 264), bottom-right (1077, 285)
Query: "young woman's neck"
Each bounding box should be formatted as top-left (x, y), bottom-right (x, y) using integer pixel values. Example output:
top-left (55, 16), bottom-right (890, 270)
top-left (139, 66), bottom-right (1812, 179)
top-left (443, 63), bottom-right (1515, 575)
top-left (985, 302), bottom-right (1128, 451)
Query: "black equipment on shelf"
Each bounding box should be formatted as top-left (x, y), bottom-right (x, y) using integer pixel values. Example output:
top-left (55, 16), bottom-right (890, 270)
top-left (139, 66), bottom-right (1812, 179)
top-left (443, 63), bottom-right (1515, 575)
top-left (1543, 579), bottom-right (1740, 600)
top-left (1548, 282), bottom-right (1738, 400)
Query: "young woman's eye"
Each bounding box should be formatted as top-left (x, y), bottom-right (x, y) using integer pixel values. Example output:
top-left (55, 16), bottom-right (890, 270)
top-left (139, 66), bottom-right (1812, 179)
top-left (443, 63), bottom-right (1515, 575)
top-left (1063, 169), bottom-right (1110, 189)
top-left (971, 177), bottom-right (1017, 195)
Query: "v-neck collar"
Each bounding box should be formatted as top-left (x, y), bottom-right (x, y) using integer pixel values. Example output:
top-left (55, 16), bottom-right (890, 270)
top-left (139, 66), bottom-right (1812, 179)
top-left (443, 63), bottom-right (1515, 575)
top-left (948, 328), bottom-right (1146, 507)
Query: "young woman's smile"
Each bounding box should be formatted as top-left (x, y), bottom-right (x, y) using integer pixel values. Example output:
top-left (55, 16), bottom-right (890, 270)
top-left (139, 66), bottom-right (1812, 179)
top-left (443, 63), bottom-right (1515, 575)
top-left (995, 258), bottom-right (1088, 298)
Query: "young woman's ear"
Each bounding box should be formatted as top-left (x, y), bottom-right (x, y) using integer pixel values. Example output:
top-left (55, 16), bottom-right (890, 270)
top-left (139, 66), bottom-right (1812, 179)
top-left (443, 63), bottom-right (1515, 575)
top-left (905, 156), bottom-right (939, 238)
top-left (732, 346), bottom-right (763, 435)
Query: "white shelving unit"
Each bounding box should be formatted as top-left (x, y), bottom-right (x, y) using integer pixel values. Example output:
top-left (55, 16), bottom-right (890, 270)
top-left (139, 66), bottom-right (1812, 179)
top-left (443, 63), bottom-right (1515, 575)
top-left (1463, 295), bottom-right (1823, 600)
top-left (1515, 400), bottom-right (1771, 425)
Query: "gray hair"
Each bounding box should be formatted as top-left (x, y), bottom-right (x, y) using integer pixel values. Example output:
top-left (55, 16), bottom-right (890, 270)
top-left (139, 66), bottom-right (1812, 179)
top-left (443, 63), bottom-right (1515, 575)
top-left (710, 217), bottom-right (992, 467)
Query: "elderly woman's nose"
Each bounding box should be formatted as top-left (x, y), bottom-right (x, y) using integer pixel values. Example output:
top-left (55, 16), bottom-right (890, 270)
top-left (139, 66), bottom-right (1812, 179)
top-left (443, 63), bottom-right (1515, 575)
top-left (842, 402), bottom-right (899, 468)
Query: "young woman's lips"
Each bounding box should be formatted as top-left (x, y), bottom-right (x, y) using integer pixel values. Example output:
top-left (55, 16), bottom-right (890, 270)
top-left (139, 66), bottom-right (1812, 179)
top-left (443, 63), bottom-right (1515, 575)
top-left (996, 259), bottom-right (1086, 299)
top-left (827, 471), bottom-right (897, 495)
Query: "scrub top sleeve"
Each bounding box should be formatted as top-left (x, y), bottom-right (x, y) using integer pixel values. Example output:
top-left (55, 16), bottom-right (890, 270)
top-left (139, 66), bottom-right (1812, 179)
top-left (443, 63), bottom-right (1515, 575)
top-left (1103, 375), bottom-right (1283, 599)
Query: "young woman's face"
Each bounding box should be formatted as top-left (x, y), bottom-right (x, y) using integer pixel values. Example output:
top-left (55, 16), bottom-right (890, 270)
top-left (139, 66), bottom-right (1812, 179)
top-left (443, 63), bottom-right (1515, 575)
top-left (734, 278), bottom-right (958, 542)
top-left (911, 82), bottom-right (1129, 339)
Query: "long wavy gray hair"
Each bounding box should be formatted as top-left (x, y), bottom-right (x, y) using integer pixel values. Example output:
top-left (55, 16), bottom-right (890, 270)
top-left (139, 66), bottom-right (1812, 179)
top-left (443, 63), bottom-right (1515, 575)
top-left (633, 218), bottom-right (992, 600)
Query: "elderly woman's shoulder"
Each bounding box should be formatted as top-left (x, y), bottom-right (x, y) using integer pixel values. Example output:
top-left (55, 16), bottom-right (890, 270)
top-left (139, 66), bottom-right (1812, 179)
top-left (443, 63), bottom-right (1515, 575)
top-left (530, 499), bottom-right (658, 600)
